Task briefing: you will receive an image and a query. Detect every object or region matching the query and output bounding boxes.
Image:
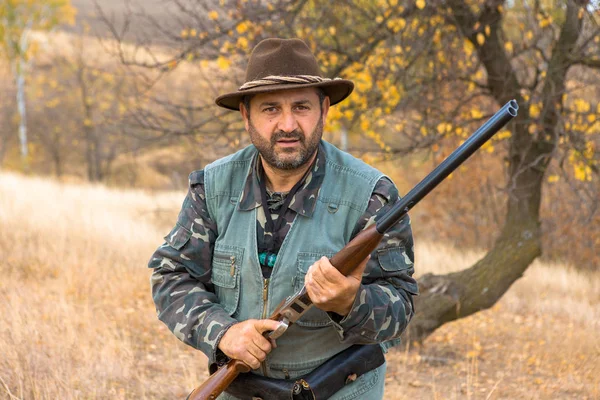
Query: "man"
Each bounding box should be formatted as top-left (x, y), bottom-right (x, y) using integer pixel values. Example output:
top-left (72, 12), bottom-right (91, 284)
top-left (148, 38), bottom-right (418, 399)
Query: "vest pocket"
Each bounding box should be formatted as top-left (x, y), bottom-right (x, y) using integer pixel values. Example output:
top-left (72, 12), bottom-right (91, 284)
top-left (211, 245), bottom-right (244, 316)
top-left (293, 252), bottom-right (335, 328)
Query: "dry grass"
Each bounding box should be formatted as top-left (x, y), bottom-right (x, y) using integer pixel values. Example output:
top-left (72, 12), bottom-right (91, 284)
top-left (0, 172), bottom-right (598, 399)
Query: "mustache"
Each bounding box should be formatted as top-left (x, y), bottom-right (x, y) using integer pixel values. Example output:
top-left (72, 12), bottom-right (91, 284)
top-left (271, 130), bottom-right (304, 143)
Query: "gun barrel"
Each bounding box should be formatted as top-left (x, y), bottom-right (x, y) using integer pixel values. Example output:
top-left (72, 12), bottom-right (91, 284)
top-left (187, 100), bottom-right (518, 399)
top-left (376, 100), bottom-right (518, 233)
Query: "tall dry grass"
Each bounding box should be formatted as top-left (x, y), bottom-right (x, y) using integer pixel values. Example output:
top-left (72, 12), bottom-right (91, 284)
top-left (0, 172), bottom-right (598, 399)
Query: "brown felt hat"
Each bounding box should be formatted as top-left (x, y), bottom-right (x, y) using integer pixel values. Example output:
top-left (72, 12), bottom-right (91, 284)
top-left (215, 38), bottom-right (354, 111)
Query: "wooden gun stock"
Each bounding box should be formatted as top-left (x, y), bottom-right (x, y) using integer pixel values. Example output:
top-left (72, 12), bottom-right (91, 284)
top-left (187, 359), bottom-right (250, 400)
top-left (187, 100), bottom-right (519, 400)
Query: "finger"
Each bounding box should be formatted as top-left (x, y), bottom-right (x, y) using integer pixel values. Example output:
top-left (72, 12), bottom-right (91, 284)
top-left (308, 262), bottom-right (330, 290)
top-left (254, 319), bottom-right (281, 334)
top-left (248, 345), bottom-right (267, 363)
top-left (305, 281), bottom-right (320, 302)
top-left (270, 338), bottom-right (277, 349)
top-left (315, 257), bottom-right (345, 284)
top-left (253, 336), bottom-right (272, 354)
top-left (305, 268), bottom-right (325, 296)
top-left (243, 353), bottom-right (261, 370)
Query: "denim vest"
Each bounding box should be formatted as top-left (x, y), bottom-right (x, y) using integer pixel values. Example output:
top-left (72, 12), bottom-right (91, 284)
top-left (204, 140), bottom-right (383, 379)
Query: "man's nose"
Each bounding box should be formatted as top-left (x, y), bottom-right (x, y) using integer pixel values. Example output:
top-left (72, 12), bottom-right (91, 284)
top-left (277, 108), bottom-right (299, 133)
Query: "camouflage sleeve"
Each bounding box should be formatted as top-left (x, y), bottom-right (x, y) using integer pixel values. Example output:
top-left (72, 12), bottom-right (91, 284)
top-left (329, 177), bottom-right (418, 347)
top-left (148, 170), bottom-right (237, 365)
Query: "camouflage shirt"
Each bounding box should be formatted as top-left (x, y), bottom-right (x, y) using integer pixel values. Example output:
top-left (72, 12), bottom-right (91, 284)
top-left (148, 144), bottom-right (418, 366)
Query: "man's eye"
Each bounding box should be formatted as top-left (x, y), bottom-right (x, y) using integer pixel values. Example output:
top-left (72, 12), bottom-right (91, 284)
top-left (263, 107), bottom-right (277, 113)
top-left (295, 105), bottom-right (309, 111)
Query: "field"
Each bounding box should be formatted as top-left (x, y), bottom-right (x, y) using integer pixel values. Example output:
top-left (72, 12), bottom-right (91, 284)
top-left (0, 171), bottom-right (598, 400)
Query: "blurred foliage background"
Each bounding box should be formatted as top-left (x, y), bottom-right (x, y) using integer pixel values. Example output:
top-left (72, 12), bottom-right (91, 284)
top-left (0, 0), bottom-right (598, 271)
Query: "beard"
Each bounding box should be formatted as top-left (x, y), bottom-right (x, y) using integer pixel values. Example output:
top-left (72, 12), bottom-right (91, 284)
top-left (248, 118), bottom-right (323, 170)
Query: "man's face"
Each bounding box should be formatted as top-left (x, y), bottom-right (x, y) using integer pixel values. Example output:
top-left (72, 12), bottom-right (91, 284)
top-left (240, 88), bottom-right (330, 170)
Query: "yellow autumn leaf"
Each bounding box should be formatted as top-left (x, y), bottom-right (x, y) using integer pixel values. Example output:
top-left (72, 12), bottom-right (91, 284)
top-left (217, 56), bottom-right (231, 69)
top-left (416, 0), bottom-right (426, 10)
top-left (436, 122), bottom-right (452, 133)
top-left (496, 130), bottom-right (512, 140)
top-left (547, 175), bottom-right (559, 183)
top-left (530, 103), bottom-right (541, 118)
top-left (167, 60), bottom-right (178, 70)
top-left (387, 18), bottom-right (407, 33)
top-left (485, 25), bottom-right (490, 36)
top-left (236, 21), bottom-right (249, 34)
top-left (208, 11), bottom-right (219, 20)
top-left (482, 141), bottom-right (494, 153)
top-left (463, 39), bottom-right (474, 57)
top-left (471, 109), bottom-right (483, 119)
top-left (437, 51), bottom-right (446, 63)
top-left (476, 33), bottom-right (485, 46)
top-left (540, 16), bottom-right (552, 28)
top-left (574, 99), bottom-right (590, 113)
top-left (574, 164), bottom-right (590, 181)
top-left (528, 124), bottom-right (538, 134)
top-left (235, 36), bottom-right (247, 49)
top-left (526, 31), bottom-right (534, 41)
top-left (329, 26), bottom-right (336, 35)
top-left (505, 41), bottom-right (513, 53)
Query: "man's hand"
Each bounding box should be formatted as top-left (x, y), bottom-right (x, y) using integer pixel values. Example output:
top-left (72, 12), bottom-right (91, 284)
top-left (305, 255), bottom-right (369, 316)
top-left (218, 319), bottom-right (281, 369)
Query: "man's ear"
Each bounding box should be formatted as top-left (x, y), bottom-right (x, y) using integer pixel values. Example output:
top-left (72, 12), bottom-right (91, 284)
top-left (240, 102), bottom-right (250, 131)
top-left (321, 96), bottom-right (331, 124)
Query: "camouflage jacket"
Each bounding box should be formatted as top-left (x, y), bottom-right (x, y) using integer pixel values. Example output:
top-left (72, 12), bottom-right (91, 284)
top-left (148, 144), bottom-right (418, 365)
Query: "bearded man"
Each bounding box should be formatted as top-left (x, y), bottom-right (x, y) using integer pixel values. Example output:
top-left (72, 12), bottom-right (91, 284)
top-left (148, 38), bottom-right (418, 400)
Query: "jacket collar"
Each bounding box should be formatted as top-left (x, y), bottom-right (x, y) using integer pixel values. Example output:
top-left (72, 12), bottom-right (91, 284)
top-left (238, 142), bottom-right (325, 218)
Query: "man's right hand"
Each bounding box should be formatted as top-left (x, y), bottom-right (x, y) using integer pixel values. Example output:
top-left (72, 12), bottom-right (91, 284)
top-left (218, 319), bottom-right (281, 369)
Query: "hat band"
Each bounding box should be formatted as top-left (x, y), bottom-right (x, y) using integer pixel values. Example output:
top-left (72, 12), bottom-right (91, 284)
top-left (239, 75), bottom-right (341, 91)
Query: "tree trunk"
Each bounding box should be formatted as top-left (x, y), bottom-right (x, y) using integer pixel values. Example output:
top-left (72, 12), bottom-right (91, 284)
top-left (340, 124), bottom-right (348, 152)
top-left (404, 0), bottom-right (585, 343)
top-left (15, 57), bottom-right (29, 171)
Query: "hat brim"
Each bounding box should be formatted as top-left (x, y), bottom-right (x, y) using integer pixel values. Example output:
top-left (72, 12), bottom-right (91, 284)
top-left (215, 79), bottom-right (354, 111)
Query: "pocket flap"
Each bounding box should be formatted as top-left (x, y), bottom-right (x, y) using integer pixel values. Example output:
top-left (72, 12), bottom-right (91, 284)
top-left (164, 223), bottom-right (192, 250)
top-left (377, 247), bottom-right (413, 272)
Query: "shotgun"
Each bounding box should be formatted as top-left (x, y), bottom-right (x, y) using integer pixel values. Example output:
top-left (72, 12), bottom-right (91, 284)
top-left (188, 100), bottom-right (519, 400)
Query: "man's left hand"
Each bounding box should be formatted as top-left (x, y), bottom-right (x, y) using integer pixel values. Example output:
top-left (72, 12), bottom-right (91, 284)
top-left (304, 255), bottom-right (369, 316)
